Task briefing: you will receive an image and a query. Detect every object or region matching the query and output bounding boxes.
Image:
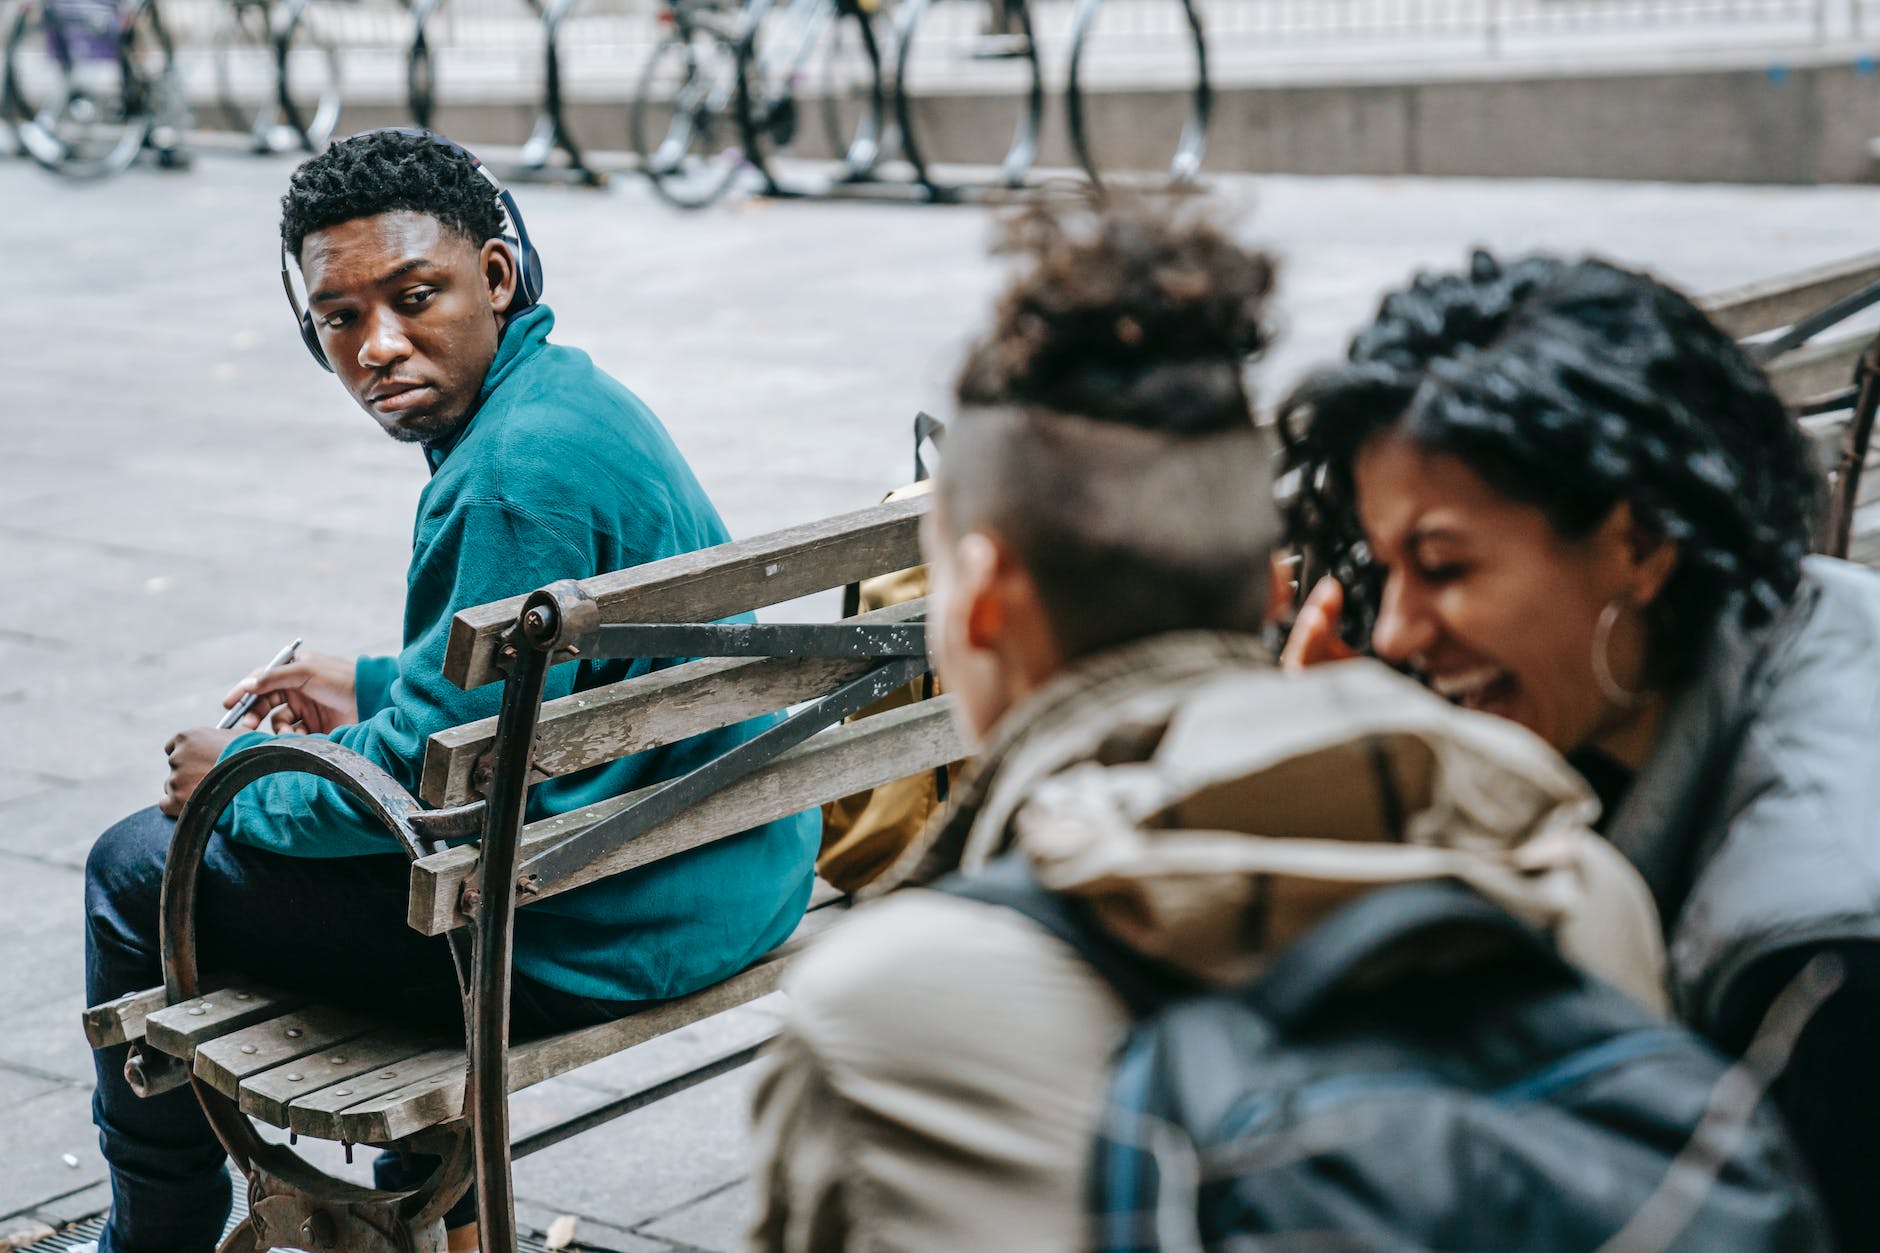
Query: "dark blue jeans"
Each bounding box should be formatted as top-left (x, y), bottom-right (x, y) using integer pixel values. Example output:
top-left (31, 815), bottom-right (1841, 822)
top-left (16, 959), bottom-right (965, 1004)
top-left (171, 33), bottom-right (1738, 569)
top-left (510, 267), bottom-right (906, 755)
top-left (85, 807), bottom-right (632, 1253)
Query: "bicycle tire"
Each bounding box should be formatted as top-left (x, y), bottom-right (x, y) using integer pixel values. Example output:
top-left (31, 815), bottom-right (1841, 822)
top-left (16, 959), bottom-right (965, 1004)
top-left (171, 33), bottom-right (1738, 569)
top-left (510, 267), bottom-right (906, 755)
top-left (631, 17), bottom-right (747, 210)
top-left (1064, 0), bottom-right (1209, 192)
top-left (6, 0), bottom-right (159, 179)
top-left (892, 0), bottom-right (1040, 201)
top-left (212, 0), bottom-right (273, 147)
top-left (405, 0), bottom-right (443, 130)
top-left (736, 1), bottom-right (883, 193)
top-left (274, 1), bottom-right (340, 152)
top-left (818, 1), bottom-right (883, 177)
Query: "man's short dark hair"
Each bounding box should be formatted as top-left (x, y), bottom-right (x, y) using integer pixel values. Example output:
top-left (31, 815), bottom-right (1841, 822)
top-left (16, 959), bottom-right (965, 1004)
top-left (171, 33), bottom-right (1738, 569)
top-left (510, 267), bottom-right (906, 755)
top-left (280, 129), bottom-right (505, 260)
top-left (946, 201), bottom-right (1281, 662)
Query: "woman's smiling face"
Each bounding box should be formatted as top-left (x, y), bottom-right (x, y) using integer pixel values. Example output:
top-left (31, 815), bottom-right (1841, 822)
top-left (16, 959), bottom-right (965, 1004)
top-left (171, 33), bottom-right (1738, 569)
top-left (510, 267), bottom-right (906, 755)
top-left (1351, 430), bottom-right (1669, 755)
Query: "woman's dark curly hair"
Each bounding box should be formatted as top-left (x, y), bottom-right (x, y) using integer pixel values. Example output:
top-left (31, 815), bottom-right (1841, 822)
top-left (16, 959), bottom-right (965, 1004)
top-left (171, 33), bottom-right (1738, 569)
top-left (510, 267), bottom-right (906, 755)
top-left (1279, 250), bottom-right (1820, 686)
top-left (281, 130), bottom-right (504, 260)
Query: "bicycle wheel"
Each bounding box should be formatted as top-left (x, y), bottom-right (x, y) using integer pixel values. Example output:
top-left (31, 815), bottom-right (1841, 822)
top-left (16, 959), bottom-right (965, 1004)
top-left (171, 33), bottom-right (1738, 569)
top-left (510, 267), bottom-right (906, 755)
top-left (630, 15), bottom-right (747, 210)
top-left (405, 0), bottom-right (443, 129)
top-left (212, 0), bottom-right (275, 148)
top-left (736, 0), bottom-right (882, 193)
top-left (275, 1), bottom-right (340, 151)
top-left (892, 0), bottom-right (1040, 201)
top-left (6, 0), bottom-right (158, 178)
top-left (818, 0), bottom-right (884, 178)
top-left (1064, 0), bottom-right (1208, 191)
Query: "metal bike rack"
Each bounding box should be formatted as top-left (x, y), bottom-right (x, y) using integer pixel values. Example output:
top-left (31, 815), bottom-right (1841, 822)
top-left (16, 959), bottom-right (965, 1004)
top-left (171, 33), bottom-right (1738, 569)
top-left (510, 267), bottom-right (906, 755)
top-left (502, 0), bottom-right (606, 186)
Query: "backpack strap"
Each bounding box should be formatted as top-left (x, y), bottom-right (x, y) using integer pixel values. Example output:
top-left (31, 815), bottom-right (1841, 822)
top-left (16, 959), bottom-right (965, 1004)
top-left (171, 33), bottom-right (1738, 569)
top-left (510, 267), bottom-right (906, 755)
top-left (932, 855), bottom-right (1195, 1017)
top-left (1249, 878), bottom-right (1576, 1031)
top-left (937, 861), bottom-right (1574, 1028)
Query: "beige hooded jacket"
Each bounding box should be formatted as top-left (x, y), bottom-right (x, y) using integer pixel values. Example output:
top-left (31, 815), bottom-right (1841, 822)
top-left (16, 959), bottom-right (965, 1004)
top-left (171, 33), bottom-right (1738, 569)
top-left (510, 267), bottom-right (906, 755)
top-left (748, 632), bottom-right (1667, 1253)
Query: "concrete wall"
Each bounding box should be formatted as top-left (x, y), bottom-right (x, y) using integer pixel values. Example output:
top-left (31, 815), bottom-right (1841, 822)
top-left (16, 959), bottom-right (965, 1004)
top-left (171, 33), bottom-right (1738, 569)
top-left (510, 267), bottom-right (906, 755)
top-left (326, 51), bottom-right (1880, 185)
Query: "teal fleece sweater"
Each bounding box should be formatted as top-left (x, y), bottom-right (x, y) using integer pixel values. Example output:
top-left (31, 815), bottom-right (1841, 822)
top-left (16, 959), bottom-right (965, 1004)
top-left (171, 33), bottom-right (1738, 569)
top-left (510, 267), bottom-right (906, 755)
top-left (217, 305), bottom-right (820, 1003)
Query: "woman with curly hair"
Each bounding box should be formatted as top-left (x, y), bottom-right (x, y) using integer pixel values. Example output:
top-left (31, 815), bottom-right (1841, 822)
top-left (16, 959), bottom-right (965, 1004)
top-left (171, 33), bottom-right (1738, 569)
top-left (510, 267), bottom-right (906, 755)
top-left (1282, 250), bottom-right (1880, 1246)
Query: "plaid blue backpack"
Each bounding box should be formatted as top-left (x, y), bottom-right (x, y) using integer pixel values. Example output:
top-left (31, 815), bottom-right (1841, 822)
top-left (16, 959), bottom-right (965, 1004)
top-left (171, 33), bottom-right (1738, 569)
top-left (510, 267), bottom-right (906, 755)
top-left (938, 858), bottom-right (1834, 1253)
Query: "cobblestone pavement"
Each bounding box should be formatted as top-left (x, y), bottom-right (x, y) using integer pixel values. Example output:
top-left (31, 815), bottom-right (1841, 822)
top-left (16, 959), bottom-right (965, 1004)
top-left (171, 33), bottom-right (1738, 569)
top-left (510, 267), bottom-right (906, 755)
top-left (2, 151), bottom-right (1878, 1249)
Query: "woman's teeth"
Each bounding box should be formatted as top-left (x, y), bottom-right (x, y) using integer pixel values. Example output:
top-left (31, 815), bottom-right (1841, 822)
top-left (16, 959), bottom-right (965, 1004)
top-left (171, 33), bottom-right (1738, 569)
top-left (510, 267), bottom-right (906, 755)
top-left (1431, 667), bottom-right (1511, 708)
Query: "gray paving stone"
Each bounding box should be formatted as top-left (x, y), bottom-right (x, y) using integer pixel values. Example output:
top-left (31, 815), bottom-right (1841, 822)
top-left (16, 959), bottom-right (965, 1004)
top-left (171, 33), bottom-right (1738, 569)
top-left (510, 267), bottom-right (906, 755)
top-left (510, 1201), bottom-right (678, 1253)
top-left (636, 1179), bottom-right (754, 1253)
top-left (0, 776), bottom-right (156, 870)
top-left (512, 1069), bottom-right (758, 1231)
top-left (0, 1087), bottom-right (105, 1219)
top-left (0, 994), bottom-right (97, 1086)
top-left (0, 852), bottom-right (85, 1014)
top-left (0, 1064), bottom-right (62, 1112)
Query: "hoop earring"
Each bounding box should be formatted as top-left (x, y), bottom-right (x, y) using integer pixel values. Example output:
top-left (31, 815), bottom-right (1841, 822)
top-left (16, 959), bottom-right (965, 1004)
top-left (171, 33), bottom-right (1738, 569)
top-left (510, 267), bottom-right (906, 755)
top-left (1592, 599), bottom-right (1645, 710)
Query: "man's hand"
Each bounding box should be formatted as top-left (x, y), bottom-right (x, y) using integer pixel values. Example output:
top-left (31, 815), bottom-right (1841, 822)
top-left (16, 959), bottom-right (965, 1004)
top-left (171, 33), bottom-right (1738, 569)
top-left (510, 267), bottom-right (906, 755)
top-left (161, 727), bottom-right (242, 817)
top-left (1280, 576), bottom-right (1359, 672)
top-left (222, 650), bottom-right (358, 735)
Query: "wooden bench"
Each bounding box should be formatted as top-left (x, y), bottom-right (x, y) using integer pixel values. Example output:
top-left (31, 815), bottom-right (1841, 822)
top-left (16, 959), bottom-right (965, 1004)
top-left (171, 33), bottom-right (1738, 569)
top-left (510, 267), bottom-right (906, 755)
top-left (1698, 248), bottom-right (1880, 559)
top-left (81, 493), bottom-right (957, 1252)
top-left (77, 251), bottom-right (1880, 1253)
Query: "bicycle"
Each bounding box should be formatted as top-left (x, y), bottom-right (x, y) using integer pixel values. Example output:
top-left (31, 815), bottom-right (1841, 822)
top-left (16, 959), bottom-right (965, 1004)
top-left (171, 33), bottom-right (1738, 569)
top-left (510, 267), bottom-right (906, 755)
top-left (630, 0), bottom-right (749, 209)
top-left (210, 0), bottom-right (342, 153)
top-left (632, 0), bottom-right (884, 209)
top-left (2, 0), bottom-right (187, 178)
top-left (734, 0), bottom-right (885, 197)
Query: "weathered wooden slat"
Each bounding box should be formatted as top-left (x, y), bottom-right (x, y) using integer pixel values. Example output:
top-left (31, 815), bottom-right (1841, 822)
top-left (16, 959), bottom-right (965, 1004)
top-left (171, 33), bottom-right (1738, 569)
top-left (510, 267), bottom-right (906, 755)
top-left (408, 697), bottom-right (962, 936)
top-left (246, 1030), bottom-right (444, 1127)
top-left (274, 887), bottom-right (848, 1134)
top-left (195, 1004), bottom-right (380, 1101)
top-left (337, 906), bottom-right (847, 1145)
top-left (444, 494), bottom-right (930, 691)
top-left (1704, 252), bottom-right (1880, 339)
top-left (144, 987), bottom-right (302, 1063)
top-left (421, 599), bottom-right (928, 807)
top-left (287, 1048), bottom-right (470, 1141)
top-left (83, 986), bottom-right (182, 1050)
top-left (1767, 333), bottom-right (1871, 411)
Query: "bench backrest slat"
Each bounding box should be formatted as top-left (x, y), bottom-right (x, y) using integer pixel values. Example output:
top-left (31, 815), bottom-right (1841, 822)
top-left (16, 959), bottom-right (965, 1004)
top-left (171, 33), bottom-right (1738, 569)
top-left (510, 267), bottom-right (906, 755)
top-left (443, 494), bottom-right (929, 690)
top-left (421, 599), bottom-right (927, 807)
top-left (1764, 332), bottom-right (1869, 411)
top-left (1703, 251), bottom-right (1880, 340)
top-left (408, 698), bottom-right (961, 936)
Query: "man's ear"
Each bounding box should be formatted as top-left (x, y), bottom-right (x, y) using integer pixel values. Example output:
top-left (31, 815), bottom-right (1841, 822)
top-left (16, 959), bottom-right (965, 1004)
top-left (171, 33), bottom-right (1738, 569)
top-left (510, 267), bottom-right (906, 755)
top-left (481, 239), bottom-right (519, 315)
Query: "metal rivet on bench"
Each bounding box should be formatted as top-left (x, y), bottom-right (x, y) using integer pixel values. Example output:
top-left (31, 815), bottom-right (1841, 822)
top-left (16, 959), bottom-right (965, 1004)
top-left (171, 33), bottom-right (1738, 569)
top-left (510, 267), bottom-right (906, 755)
top-left (187, 1007), bottom-right (205, 1016)
top-left (286, 1073), bottom-right (304, 1082)
top-left (240, 1045), bottom-right (257, 1055)
top-left (333, 1087), bottom-right (353, 1097)
top-left (380, 1070), bottom-right (397, 1079)
top-left (234, 992), bottom-right (251, 1001)
top-left (329, 1055), bottom-right (346, 1064)
top-left (286, 1028), bottom-right (303, 1038)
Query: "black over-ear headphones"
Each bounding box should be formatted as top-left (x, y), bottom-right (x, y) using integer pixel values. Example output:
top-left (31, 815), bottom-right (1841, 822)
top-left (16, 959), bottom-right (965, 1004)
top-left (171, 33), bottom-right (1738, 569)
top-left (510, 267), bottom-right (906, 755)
top-left (280, 127), bottom-right (546, 373)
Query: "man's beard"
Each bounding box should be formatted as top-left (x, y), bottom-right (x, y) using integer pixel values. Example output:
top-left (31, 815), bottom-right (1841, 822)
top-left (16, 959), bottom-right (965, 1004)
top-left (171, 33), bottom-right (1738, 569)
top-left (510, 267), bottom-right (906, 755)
top-left (381, 405), bottom-right (472, 445)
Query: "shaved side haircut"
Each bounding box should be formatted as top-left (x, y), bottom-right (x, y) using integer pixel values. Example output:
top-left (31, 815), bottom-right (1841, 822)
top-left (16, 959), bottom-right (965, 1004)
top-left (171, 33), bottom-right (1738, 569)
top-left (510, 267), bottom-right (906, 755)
top-left (944, 201), bottom-right (1281, 660)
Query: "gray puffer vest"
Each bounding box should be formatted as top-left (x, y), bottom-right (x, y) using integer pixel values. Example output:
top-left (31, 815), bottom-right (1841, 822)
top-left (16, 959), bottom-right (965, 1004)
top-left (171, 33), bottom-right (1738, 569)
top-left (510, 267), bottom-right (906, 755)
top-left (1608, 555), bottom-right (1880, 1031)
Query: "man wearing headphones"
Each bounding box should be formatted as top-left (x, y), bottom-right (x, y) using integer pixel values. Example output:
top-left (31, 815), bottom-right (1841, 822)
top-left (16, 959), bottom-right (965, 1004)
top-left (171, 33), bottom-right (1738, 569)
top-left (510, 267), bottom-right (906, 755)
top-left (80, 129), bottom-right (820, 1252)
